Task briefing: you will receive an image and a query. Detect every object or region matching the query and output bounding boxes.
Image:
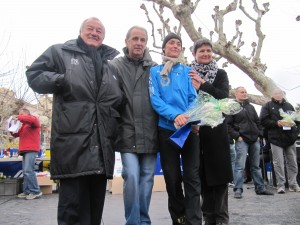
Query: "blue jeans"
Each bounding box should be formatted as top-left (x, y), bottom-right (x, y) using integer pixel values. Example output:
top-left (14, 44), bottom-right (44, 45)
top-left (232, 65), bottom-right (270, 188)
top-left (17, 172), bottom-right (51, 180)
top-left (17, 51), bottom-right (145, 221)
top-left (234, 140), bottom-right (265, 193)
top-left (121, 153), bottom-right (157, 225)
top-left (22, 151), bottom-right (40, 194)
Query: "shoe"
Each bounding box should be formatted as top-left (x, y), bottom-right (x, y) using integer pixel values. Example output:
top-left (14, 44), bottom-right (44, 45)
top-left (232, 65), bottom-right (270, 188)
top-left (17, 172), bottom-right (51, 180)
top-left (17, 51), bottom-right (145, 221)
top-left (176, 216), bottom-right (185, 224)
top-left (25, 192), bottom-right (43, 200)
top-left (17, 193), bottom-right (28, 198)
top-left (256, 189), bottom-right (274, 195)
top-left (234, 191), bottom-right (242, 199)
top-left (289, 185), bottom-right (300, 192)
top-left (277, 186), bottom-right (285, 194)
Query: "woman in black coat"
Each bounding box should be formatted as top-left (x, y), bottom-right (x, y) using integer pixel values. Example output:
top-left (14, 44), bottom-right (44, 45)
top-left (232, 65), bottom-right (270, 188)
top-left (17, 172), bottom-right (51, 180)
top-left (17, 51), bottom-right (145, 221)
top-left (189, 38), bottom-right (233, 225)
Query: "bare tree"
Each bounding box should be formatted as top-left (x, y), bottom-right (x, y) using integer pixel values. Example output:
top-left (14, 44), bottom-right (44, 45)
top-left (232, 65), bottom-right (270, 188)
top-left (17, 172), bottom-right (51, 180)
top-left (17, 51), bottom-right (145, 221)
top-left (141, 0), bottom-right (290, 105)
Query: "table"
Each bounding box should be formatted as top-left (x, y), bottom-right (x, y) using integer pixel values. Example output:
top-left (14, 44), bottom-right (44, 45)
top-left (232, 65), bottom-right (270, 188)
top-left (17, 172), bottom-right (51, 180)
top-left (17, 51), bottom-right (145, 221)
top-left (0, 157), bottom-right (50, 162)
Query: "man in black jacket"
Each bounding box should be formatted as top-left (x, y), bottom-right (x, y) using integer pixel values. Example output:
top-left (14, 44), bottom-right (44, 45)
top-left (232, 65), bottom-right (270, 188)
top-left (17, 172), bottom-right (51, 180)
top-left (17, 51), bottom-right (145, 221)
top-left (26, 17), bottom-right (124, 225)
top-left (260, 88), bottom-right (300, 193)
top-left (109, 26), bottom-right (159, 225)
top-left (227, 87), bottom-right (274, 199)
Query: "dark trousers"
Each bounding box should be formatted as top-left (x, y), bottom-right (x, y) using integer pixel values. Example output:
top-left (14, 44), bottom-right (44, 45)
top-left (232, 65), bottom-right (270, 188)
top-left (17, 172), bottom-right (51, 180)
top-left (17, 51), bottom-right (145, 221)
top-left (202, 180), bottom-right (229, 224)
top-left (57, 174), bottom-right (107, 225)
top-left (158, 128), bottom-right (202, 225)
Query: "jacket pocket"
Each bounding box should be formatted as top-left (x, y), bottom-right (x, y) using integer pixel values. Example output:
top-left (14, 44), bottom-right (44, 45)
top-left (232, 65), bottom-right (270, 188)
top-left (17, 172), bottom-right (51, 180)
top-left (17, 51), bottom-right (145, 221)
top-left (104, 107), bottom-right (120, 141)
top-left (58, 101), bottom-right (91, 134)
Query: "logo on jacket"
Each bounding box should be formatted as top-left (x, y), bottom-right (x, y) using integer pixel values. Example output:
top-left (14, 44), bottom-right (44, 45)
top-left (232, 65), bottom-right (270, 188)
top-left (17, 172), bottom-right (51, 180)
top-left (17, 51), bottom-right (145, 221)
top-left (71, 58), bottom-right (79, 65)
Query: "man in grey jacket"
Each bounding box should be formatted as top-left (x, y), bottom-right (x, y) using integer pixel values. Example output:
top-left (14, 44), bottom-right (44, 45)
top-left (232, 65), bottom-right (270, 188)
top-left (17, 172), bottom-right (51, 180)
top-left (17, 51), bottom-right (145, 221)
top-left (26, 17), bottom-right (124, 225)
top-left (110, 26), bottom-right (159, 225)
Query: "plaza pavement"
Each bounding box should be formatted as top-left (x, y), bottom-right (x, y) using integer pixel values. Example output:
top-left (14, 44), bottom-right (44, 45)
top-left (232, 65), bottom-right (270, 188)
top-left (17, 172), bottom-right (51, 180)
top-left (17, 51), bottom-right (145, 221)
top-left (0, 183), bottom-right (299, 225)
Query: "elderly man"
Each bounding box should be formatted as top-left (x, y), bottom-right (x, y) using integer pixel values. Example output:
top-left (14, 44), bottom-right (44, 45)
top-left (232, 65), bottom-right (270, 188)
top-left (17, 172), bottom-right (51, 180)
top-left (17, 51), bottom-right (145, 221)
top-left (26, 17), bottom-right (124, 225)
top-left (227, 87), bottom-right (274, 199)
top-left (260, 88), bottom-right (300, 194)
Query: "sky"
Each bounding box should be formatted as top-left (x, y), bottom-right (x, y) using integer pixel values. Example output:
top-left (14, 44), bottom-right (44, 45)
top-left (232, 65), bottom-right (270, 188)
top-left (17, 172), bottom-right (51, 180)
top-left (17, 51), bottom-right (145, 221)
top-left (0, 0), bottom-right (299, 108)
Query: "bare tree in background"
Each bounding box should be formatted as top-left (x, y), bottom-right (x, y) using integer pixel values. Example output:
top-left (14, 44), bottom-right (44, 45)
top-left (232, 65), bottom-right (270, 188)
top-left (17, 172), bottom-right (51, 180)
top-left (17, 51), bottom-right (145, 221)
top-left (0, 33), bottom-right (37, 136)
top-left (141, 0), bottom-right (296, 105)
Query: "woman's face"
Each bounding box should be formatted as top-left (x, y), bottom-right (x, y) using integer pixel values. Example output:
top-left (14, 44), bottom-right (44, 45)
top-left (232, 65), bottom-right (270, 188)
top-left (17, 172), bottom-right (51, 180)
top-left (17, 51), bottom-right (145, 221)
top-left (163, 38), bottom-right (182, 58)
top-left (193, 44), bottom-right (213, 64)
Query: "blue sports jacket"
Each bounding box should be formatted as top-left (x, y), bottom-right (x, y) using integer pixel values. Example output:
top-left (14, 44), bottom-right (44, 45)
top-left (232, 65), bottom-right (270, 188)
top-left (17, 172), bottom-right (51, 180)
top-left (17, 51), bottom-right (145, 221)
top-left (149, 63), bottom-right (197, 131)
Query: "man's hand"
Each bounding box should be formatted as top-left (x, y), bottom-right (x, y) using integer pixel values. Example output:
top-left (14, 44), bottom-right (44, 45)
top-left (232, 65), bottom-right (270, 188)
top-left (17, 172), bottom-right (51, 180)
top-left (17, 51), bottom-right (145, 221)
top-left (237, 136), bottom-right (243, 142)
top-left (277, 120), bottom-right (284, 127)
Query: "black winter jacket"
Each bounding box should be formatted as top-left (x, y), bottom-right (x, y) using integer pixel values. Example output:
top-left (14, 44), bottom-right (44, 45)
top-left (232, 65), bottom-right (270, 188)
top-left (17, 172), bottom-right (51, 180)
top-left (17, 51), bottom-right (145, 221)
top-left (260, 99), bottom-right (299, 148)
top-left (109, 48), bottom-right (159, 153)
top-left (227, 100), bottom-right (263, 144)
top-left (26, 39), bottom-right (124, 179)
top-left (199, 69), bottom-right (233, 186)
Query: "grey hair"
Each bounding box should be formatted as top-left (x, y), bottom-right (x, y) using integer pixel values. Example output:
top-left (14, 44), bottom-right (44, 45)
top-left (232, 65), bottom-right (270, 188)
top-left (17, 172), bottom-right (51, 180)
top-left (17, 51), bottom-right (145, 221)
top-left (79, 17), bottom-right (105, 36)
top-left (192, 38), bottom-right (212, 54)
top-left (125, 26), bottom-right (148, 41)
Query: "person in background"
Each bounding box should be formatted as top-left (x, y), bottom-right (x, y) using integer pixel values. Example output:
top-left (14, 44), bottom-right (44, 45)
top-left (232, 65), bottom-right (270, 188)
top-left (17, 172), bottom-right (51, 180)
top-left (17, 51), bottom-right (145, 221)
top-left (149, 33), bottom-right (202, 225)
top-left (189, 37), bottom-right (232, 225)
top-left (26, 17), bottom-right (124, 225)
top-left (11, 108), bottom-right (42, 200)
top-left (227, 86), bottom-right (274, 199)
top-left (260, 88), bottom-right (300, 193)
top-left (109, 26), bottom-right (159, 225)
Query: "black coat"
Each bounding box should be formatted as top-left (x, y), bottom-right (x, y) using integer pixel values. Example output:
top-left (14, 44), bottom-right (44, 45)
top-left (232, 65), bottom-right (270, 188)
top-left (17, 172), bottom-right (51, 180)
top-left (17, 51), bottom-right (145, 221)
top-left (260, 99), bottom-right (299, 148)
top-left (26, 39), bottom-right (124, 179)
top-left (227, 100), bottom-right (263, 144)
top-left (199, 69), bottom-right (233, 186)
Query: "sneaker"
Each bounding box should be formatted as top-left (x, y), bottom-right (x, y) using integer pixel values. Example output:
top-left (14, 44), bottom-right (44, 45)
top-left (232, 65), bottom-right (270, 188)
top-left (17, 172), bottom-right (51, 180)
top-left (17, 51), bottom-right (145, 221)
top-left (277, 186), bottom-right (285, 194)
top-left (289, 185), bottom-right (300, 192)
top-left (234, 191), bottom-right (242, 199)
top-left (256, 189), bottom-right (274, 195)
top-left (17, 193), bottom-right (28, 198)
top-left (25, 192), bottom-right (43, 200)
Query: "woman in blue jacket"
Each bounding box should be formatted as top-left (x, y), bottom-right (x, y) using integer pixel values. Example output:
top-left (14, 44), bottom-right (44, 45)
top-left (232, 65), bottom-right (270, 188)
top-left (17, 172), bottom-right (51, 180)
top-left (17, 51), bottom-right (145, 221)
top-left (149, 33), bottom-right (202, 225)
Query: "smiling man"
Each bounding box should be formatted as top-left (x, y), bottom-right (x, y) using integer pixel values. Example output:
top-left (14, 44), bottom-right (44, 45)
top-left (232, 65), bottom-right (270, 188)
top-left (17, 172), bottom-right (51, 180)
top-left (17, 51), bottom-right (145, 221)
top-left (26, 17), bottom-right (125, 225)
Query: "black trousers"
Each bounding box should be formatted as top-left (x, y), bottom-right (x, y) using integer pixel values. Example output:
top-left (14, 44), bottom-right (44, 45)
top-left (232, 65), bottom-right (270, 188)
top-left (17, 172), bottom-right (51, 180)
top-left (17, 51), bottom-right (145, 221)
top-left (158, 128), bottom-right (202, 225)
top-left (57, 174), bottom-right (107, 225)
top-left (202, 180), bottom-right (228, 224)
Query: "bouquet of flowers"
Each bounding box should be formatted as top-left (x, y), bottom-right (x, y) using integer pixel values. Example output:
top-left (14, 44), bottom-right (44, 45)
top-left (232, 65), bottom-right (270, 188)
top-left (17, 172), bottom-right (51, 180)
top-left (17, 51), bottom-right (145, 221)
top-left (279, 109), bottom-right (300, 127)
top-left (170, 91), bottom-right (242, 148)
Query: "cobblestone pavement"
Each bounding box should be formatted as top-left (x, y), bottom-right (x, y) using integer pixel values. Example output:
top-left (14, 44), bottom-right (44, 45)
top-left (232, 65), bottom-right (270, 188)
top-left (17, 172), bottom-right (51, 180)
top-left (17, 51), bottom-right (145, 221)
top-left (0, 183), bottom-right (299, 225)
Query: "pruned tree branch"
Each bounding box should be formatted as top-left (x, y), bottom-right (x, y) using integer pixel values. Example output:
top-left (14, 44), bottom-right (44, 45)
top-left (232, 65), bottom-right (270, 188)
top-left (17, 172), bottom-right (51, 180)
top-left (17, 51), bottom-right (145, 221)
top-left (142, 0), bottom-right (280, 105)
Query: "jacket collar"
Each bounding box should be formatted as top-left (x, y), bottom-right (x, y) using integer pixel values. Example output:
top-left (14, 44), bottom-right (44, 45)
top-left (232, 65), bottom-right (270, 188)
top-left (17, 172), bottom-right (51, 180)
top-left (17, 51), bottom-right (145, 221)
top-left (122, 47), bottom-right (154, 67)
top-left (62, 39), bottom-right (120, 61)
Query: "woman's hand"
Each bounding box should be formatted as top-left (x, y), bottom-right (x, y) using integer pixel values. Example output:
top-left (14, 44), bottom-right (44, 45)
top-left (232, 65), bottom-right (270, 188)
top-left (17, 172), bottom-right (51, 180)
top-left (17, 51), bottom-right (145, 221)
top-left (189, 70), bottom-right (205, 90)
top-left (174, 114), bottom-right (190, 127)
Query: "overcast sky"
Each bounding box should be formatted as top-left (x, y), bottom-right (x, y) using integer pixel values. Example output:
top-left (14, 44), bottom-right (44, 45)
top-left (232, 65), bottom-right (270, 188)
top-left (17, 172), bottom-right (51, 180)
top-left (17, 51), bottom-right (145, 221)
top-left (0, 0), bottom-right (299, 107)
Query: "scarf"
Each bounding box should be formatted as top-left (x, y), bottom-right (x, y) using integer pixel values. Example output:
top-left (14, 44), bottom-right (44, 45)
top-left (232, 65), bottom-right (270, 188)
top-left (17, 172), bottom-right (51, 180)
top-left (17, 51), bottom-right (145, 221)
top-left (191, 59), bottom-right (218, 84)
top-left (160, 56), bottom-right (180, 78)
top-left (77, 36), bottom-right (103, 89)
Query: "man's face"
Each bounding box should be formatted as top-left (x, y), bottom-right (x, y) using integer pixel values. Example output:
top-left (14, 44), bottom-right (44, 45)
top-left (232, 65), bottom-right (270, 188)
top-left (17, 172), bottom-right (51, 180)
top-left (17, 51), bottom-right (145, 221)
top-left (80, 19), bottom-right (105, 48)
top-left (125, 28), bottom-right (147, 60)
top-left (235, 87), bottom-right (248, 101)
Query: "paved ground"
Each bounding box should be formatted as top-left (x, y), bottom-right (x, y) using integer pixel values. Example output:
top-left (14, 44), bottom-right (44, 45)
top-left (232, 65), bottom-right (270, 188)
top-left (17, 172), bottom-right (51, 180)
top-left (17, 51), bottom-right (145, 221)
top-left (0, 183), bottom-right (299, 225)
